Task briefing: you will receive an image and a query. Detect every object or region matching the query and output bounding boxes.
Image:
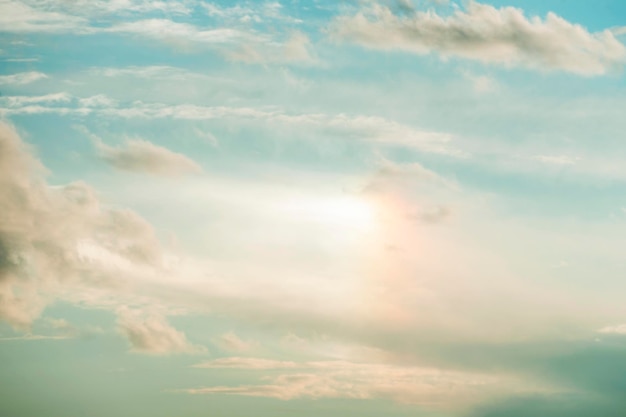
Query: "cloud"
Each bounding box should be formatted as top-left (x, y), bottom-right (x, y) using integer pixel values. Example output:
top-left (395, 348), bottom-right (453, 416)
top-left (0, 0), bottom-right (87, 33)
top-left (410, 205), bottom-right (452, 224)
top-left (185, 357), bottom-right (505, 405)
top-left (106, 19), bottom-right (247, 44)
top-left (329, 1), bottom-right (626, 75)
top-left (94, 138), bottom-right (203, 176)
top-left (597, 324), bottom-right (626, 335)
top-left (533, 154), bottom-right (580, 166)
top-left (33, 0), bottom-right (192, 16)
top-left (90, 65), bottom-right (213, 81)
top-left (213, 331), bottom-right (258, 352)
top-left (0, 333), bottom-right (71, 341)
top-left (194, 357), bottom-right (297, 370)
top-left (117, 307), bottom-right (205, 355)
top-left (0, 121), bottom-right (165, 329)
top-left (372, 156), bottom-right (450, 185)
top-left (0, 2), bottom-right (313, 66)
top-left (3, 92), bottom-right (71, 106)
top-left (462, 72), bottom-right (499, 93)
top-left (0, 71), bottom-right (48, 85)
top-left (225, 31), bottom-right (317, 65)
top-left (1, 94), bottom-right (461, 156)
top-left (0, 0), bottom-right (190, 32)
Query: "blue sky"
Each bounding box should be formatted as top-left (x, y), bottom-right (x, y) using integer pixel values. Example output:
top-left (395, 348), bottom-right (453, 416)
top-left (2, 0), bottom-right (626, 416)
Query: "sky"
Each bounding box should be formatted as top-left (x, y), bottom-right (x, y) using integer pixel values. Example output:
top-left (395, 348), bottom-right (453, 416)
top-left (1, 0), bottom-right (626, 416)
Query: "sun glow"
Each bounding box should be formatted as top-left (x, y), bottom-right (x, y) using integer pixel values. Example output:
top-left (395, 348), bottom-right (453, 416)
top-left (283, 195), bottom-right (377, 231)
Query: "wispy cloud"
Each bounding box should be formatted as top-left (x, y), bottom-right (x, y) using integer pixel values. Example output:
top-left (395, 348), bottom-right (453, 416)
top-left (185, 357), bottom-right (508, 405)
top-left (0, 71), bottom-right (48, 85)
top-left (194, 357), bottom-right (297, 370)
top-left (0, 0), bottom-right (87, 33)
top-left (0, 1), bottom-right (316, 66)
top-left (0, 94), bottom-right (462, 156)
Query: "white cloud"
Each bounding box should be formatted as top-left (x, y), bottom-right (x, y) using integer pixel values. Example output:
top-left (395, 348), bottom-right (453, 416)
top-left (330, 1), bottom-right (626, 75)
top-left (94, 138), bottom-right (203, 176)
top-left (212, 331), bottom-right (258, 352)
top-left (201, 1), bottom-right (302, 25)
top-left (91, 65), bottom-right (214, 81)
top-left (0, 0), bottom-right (87, 33)
top-left (78, 94), bottom-right (118, 107)
top-left (107, 19), bottom-right (247, 44)
top-left (0, 94), bottom-right (461, 156)
top-left (195, 357), bottom-right (297, 370)
top-left (8, 0), bottom-right (191, 21)
top-left (117, 307), bottom-right (205, 355)
top-left (53, 0), bottom-right (191, 16)
top-left (597, 324), bottom-right (626, 335)
top-left (0, 2), bottom-right (312, 65)
top-left (0, 71), bottom-right (48, 85)
top-left (3, 92), bottom-right (71, 106)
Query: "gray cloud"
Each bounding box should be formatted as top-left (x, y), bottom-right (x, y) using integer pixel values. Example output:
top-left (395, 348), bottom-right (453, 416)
top-left (329, 2), bottom-right (626, 75)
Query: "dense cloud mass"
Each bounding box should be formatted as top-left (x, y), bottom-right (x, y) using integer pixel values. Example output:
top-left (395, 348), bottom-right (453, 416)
top-left (0, 122), bottom-right (163, 329)
top-left (330, 1), bottom-right (626, 75)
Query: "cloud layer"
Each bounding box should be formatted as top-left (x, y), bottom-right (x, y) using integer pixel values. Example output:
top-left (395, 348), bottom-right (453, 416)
top-left (187, 357), bottom-right (506, 405)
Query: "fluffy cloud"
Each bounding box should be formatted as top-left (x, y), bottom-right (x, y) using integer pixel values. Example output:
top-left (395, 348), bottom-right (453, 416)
top-left (94, 138), bottom-right (203, 176)
top-left (117, 307), bottom-right (205, 355)
top-left (0, 71), bottom-right (48, 85)
top-left (0, 122), bottom-right (163, 329)
top-left (329, 2), bottom-right (626, 75)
